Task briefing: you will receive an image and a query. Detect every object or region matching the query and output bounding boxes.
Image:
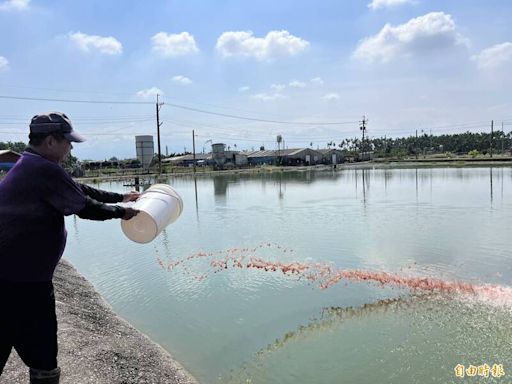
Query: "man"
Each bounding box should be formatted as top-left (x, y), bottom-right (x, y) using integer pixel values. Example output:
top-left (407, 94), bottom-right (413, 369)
top-left (0, 112), bottom-right (140, 384)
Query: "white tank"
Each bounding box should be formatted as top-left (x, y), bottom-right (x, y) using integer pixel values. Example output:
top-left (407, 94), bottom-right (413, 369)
top-left (135, 135), bottom-right (154, 169)
top-left (212, 143), bottom-right (226, 166)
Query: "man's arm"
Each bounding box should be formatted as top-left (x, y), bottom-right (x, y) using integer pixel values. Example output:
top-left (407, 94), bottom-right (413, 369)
top-left (76, 197), bottom-right (139, 221)
top-left (77, 183), bottom-right (141, 204)
top-left (75, 183), bottom-right (140, 220)
top-left (77, 183), bottom-right (124, 203)
top-left (76, 197), bottom-right (124, 221)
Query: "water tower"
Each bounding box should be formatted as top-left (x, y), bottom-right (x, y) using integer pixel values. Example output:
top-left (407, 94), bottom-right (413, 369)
top-left (135, 135), bottom-right (154, 170)
top-left (212, 143), bottom-right (226, 167)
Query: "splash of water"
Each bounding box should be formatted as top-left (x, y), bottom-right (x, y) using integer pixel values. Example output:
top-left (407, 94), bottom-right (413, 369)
top-left (260, 293), bottom-right (436, 356)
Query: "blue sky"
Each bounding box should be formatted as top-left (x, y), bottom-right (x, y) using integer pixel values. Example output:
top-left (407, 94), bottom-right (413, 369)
top-left (1, 0), bottom-right (511, 160)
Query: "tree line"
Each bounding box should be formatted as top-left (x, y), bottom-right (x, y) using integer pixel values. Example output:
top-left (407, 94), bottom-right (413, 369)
top-left (2, 129), bottom-right (511, 161)
top-left (0, 141), bottom-right (26, 154)
top-left (331, 130), bottom-right (512, 157)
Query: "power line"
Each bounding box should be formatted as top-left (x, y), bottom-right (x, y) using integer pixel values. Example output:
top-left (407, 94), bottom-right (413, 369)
top-left (0, 84), bottom-right (137, 97)
top-left (162, 102), bottom-right (356, 125)
top-left (0, 94), bottom-right (359, 126)
top-left (0, 116), bottom-right (154, 122)
top-left (165, 118), bottom-right (364, 141)
top-left (0, 119), bottom-right (154, 128)
top-left (0, 95), bottom-right (153, 105)
top-left (0, 124), bottom-right (505, 139)
top-left (194, 133), bottom-right (275, 143)
top-left (370, 124), bottom-right (492, 136)
top-left (0, 130), bottom-right (146, 136)
top-left (0, 82), bottom-right (362, 120)
top-left (64, 115), bottom-right (154, 122)
top-left (1, 94), bottom-right (511, 138)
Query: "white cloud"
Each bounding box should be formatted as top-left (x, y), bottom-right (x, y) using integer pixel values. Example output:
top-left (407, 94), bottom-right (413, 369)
top-left (0, 0), bottom-right (29, 11)
top-left (216, 30), bottom-right (309, 61)
top-left (238, 86), bottom-right (250, 92)
top-left (68, 32), bottom-right (122, 55)
top-left (472, 42), bottom-right (512, 70)
top-left (353, 12), bottom-right (467, 63)
top-left (0, 56), bottom-right (8, 71)
top-left (323, 93), bottom-right (340, 101)
top-left (171, 75), bottom-right (192, 85)
top-left (136, 87), bottom-right (163, 98)
top-left (270, 83), bottom-right (286, 92)
top-left (251, 93), bottom-right (287, 101)
top-left (289, 80), bottom-right (306, 88)
top-left (151, 32), bottom-right (199, 57)
top-left (310, 77), bottom-right (324, 85)
top-left (368, 0), bottom-right (414, 11)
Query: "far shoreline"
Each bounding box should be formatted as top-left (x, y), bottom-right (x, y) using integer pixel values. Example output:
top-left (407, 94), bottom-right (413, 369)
top-left (74, 159), bottom-right (512, 184)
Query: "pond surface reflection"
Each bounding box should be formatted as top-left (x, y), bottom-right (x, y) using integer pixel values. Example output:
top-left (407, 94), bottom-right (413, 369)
top-left (65, 167), bottom-right (512, 384)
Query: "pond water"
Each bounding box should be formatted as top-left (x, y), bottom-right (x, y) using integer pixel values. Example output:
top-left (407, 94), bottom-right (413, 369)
top-left (65, 167), bottom-right (512, 383)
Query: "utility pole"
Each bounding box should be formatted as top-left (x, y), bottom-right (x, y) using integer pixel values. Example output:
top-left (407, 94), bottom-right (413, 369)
top-left (359, 115), bottom-right (367, 159)
top-left (502, 122), bottom-right (504, 154)
top-left (192, 130), bottom-right (196, 174)
top-left (490, 120), bottom-right (494, 158)
top-left (277, 135), bottom-right (282, 166)
top-left (415, 129), bottom-right (418, 160)
top-left (156, 94), bottom-right (163, 174)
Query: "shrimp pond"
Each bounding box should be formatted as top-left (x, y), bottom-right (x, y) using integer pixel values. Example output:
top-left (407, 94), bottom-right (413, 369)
top-left (65, 167), bottom-right (512, 383)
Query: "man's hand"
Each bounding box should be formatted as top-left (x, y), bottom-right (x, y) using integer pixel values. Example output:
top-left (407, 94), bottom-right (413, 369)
top-left (123, 191), bottom-right (141, 202)
top-left (122, 207), bottom-right (140, 220)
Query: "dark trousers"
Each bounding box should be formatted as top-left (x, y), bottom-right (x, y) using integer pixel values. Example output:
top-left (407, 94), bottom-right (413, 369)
top-left (0, 281), bottom-right (58, 375)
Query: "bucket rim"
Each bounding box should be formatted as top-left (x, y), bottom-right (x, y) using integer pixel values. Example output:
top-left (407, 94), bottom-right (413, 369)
top-left (142, 184), bottom-right (183, 214)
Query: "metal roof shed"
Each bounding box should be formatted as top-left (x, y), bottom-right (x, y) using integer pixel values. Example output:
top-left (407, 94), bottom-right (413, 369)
top-left (0, 150), bottom-right (21, 171)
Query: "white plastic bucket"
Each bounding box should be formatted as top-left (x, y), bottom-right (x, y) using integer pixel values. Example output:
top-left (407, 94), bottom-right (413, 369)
top-left (121, 184), bottom-right (183, 244)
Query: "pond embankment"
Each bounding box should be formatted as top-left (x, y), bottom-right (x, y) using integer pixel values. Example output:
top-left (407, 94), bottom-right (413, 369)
top-left (0, 259), bottom-right (198, 384)
top-left (74, 159), bottom-right (512, 184)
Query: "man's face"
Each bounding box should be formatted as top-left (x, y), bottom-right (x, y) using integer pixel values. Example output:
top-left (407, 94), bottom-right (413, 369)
top-left (47, 136), bottom-right (73, 164)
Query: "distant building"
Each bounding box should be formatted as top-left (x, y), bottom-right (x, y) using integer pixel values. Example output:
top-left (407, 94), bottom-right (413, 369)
top-left (245, 148), bottom-right (323, 166)
top-left (233, 153), bottom-right (248, 166)
top-left (280, 148), bottom-right (322, 166)
top-left (317, 149), bottom-right (344, 164)
top-left (162, 147), bottom-right (345, 168)
top-left (163, 153), bottom-right (212, 167)
top-left (0, 150), bottom-right (21, 171)
top-left (357, 151), bottom-right (374, 161)
top-left (244, 149), bottom-right (278, 165)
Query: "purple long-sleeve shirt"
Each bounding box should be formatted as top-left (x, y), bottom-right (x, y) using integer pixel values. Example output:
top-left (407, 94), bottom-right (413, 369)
top-left (0, 151), bottom-right (87, 282)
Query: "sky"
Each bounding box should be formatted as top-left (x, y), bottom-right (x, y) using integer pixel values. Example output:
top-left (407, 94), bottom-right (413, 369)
top-left (1, 0), bottom-right (511, 160)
